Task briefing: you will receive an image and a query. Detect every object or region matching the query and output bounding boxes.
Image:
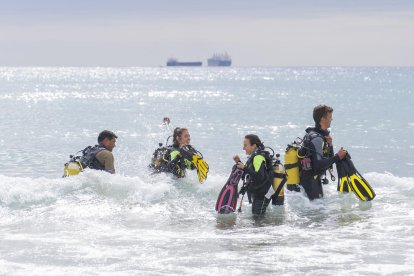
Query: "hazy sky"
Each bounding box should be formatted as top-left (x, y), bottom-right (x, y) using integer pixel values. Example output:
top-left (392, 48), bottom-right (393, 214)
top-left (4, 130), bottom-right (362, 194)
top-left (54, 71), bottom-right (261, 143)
top-left (1, 0), bottom-right (414, 66)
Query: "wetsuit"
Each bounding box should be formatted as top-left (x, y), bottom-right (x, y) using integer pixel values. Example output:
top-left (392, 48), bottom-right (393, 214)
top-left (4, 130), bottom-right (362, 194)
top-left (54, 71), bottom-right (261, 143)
top-left (167, 147), bottom-right (196, 178)
top-left (299, 126), bottom-right (339, 200)
top-left (243, 151), bottom-right (273, 216)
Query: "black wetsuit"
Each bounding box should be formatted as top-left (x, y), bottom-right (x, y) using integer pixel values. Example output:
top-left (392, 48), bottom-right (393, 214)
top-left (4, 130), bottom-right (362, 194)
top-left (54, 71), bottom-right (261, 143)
top-left (243, 152), bottom-right (273, 216)
top-left (166, 147), bottom-right (196, 178)
top-left (300, 126), bottom-right (339, 200)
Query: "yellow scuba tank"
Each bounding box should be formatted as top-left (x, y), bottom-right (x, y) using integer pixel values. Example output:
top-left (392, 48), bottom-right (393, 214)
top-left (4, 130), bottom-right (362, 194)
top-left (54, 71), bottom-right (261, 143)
top-left (284, 143), bottom-right (301, 192)
top-left (63, 160), bottom-right (83, 177)
top-left (271, 158), bottom-right (286, 205)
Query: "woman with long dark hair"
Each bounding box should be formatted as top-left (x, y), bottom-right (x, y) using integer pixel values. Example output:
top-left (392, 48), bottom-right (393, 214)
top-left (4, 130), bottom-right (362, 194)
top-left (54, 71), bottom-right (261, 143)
top-left (234, 134), bottom-right (273, 216)
top-left (164, 127), bottom-right (196, 178)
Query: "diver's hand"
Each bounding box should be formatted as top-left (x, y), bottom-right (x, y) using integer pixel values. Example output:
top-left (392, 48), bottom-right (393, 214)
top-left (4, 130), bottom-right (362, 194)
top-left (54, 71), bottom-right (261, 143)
top-left (181, 144), bottom-right (196, 156)
top-left (326, 135), bottom-right (333, 146)
top-left (236, 161), bottom-right (245, 170)
top-left (163, 117), bottom-right (170, 125)
top-left (337, 147), bottom-right (347, 160)
top-left (185, 144), bottom-right (196, 152)
top-left (233, 155), bottom-right (241, 163)
top-left (179, 144), bottom-right (191, 154)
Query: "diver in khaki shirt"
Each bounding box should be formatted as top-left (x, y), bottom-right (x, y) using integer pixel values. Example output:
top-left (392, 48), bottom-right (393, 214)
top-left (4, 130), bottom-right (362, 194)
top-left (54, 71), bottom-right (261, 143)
top-left (95, 147), bottom-right (116, 174)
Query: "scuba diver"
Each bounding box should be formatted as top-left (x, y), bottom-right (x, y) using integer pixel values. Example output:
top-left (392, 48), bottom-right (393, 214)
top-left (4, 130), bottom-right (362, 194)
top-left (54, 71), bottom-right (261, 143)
top-left (298, 105), bottom-right (346, 200)
top-left (63, 130), bottom-right (118, 176)
top-left (233, 134), bottom-right (274, 217)
top-left (149, 126), bottom-right (209, 182)
top-left (166, 127), bottom-right (197, 178)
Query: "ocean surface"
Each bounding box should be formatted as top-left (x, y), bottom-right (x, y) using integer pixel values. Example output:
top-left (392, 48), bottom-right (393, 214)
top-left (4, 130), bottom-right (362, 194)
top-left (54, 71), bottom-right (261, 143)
top-left (0, 67), bottom-right (413, 275)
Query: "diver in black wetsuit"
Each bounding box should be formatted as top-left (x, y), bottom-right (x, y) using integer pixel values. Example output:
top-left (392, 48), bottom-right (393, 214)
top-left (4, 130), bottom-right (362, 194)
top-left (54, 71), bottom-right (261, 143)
top-left (299, 105), bottom-right (347, 200)
top-left (234, 134), bottom-right (273, 217)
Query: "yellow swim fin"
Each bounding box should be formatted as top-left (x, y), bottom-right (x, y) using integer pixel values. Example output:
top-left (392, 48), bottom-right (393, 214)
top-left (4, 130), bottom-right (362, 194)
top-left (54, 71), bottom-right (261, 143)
top-left (180, 145), bottom-right (209, 184)
top-left (191, 154), bottom-right (209, 184)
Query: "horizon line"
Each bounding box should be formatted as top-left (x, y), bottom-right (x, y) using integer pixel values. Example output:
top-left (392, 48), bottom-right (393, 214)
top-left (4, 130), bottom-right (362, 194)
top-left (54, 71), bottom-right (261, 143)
top-left (1, 65), bottom-right (414, 68)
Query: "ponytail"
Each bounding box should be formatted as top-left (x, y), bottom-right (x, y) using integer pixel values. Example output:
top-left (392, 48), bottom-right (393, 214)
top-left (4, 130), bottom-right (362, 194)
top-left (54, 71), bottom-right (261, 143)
top-left (244, 134), bottom-right (264, 149)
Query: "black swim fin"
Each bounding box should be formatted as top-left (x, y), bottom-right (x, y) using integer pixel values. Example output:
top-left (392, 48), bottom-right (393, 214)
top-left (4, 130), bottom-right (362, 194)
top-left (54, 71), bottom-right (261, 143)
top-left (336, 160), bottom-right (350, 192)
top-left (342, 154), bottom-right (376, 201)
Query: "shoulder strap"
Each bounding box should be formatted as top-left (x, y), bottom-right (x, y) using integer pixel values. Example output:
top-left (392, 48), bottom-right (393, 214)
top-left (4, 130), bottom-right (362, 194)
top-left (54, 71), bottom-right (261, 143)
top-left (161, 145), bottom-right (175, 162)
top-left (299, 130), bottom-right (323, 157)
top-left (244, 152), bottom-right (256, 169)
top-left (247, 150), bottom-right (273, 172)
top-left (80, 145), bottom-right (106, 169)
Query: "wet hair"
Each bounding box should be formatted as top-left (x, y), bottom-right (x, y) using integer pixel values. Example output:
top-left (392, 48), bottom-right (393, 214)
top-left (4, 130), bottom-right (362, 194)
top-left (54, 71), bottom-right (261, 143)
top-left (313, 104), bottom-right (334, 124)
top-left (98, 130), bottom-right (118, 143)
top-left (244, 134), bottom-right (264, 149)
top-left (173, 127), bottom-right (188, 147)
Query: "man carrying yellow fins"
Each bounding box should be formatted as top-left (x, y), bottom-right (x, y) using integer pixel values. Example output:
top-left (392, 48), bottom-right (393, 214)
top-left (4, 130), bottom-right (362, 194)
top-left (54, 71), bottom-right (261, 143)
top-left (284, 105), bottom-right (375, 202)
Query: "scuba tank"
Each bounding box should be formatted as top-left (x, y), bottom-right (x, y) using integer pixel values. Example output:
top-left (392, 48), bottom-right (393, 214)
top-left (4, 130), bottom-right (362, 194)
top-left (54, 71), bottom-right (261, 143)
top-left (150, 143), bottom-right (168, 170)
top-left (271, 153), bottom-right (286, 206)
top-left (284, 141), bottom-right (301, 192)
top-left (259, 149), bottom-right (286, 205)
top-left (63, 155), bottom-right (84, 177)
top-left (149, 136), bottom-right (173, 172)
top-left (284, 132), bottom-right (334, 191)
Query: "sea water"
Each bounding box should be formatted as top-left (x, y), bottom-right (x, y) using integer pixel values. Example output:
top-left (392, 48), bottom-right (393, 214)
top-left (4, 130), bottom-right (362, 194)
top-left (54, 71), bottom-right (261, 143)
top-left (0, 67), bottom-right (413, 275)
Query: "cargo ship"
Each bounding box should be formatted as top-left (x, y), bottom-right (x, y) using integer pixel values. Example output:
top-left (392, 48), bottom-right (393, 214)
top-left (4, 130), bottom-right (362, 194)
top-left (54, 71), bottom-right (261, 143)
top-left (207, 53), bottom-right (232, 67)
top-left (166, 58), bottom-right (202, 67)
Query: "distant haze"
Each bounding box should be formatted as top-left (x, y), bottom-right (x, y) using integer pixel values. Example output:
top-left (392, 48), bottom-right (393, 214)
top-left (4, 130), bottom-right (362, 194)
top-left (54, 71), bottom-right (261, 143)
top-left (1, 0), bottom-right (413, 66)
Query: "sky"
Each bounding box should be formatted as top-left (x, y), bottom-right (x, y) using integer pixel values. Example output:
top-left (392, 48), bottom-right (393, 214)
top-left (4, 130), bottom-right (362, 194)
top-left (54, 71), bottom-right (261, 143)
top-left (0, 0), bottom-right (414, 66)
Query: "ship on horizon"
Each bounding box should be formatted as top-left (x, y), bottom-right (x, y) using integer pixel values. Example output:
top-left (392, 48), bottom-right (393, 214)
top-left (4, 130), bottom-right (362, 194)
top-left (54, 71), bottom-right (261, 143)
top-left (166, 58), bottom-right (202, 67)
top-left (207, 52), bottom-right (232, 67)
